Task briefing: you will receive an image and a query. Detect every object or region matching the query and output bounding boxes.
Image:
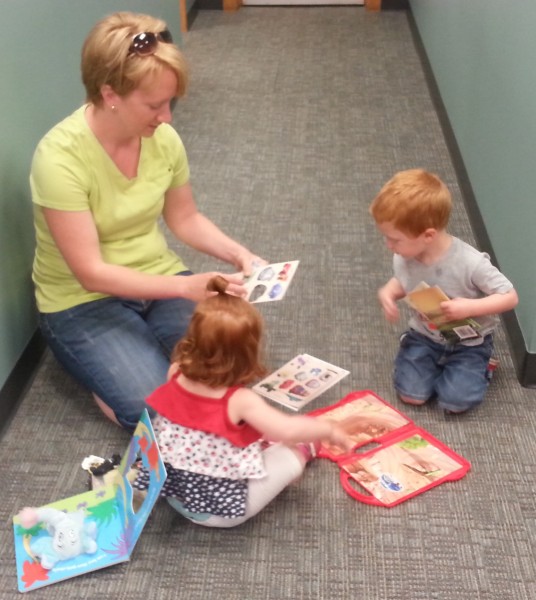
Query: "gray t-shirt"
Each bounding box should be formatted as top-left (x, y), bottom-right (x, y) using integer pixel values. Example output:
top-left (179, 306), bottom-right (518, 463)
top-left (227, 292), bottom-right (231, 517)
top-left (393, 236), bottom-right (514, 345)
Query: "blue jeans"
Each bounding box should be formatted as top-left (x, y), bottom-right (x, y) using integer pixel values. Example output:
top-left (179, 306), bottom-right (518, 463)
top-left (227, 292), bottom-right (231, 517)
top-left (394, 329), bottom-right (494, 413)
top-left (39, 273), bottom-right (196, 431)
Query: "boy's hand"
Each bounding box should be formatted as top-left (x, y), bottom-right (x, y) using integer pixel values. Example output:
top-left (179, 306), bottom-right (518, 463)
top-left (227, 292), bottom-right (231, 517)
top-left (377, 277), bottom-right (405, 322)
top-left (378, 286), bottom-right (400, 322)
top-left (439, 298), bottom-right (474, 321)
top-left (441, 289), bottom-right (518, 321)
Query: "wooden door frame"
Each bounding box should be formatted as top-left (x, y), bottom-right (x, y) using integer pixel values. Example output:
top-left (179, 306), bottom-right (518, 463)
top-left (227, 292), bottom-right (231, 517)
top-left (180, 0), bottom-right (382, 30)
top-left (179, 0), bottom-right (188, 32)
top-left (223, 0), bottom-right (242, 9)
top-left (364, 0), bottom-right (381, 10)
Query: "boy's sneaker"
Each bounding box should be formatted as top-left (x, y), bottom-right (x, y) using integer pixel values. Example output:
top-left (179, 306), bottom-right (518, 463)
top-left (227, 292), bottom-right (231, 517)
top-left (444, 408), bottom-right (468, 416)
top-left (487, 357), bottom-right (499, 380)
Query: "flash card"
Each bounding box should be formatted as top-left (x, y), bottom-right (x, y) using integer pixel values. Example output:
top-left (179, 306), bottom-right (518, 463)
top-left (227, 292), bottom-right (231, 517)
top-left (244, 260), bottom-right (299, 303)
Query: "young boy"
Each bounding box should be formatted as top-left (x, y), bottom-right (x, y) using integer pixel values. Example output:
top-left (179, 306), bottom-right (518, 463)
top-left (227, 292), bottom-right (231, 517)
top-left (369, 169), bottom-right (518, 414)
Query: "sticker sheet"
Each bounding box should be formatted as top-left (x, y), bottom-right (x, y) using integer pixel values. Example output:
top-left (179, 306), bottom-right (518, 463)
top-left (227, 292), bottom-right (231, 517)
top-left (244, 260), bottom-right (300, 303)
top-left (252, 353), bottom-right (349, 410)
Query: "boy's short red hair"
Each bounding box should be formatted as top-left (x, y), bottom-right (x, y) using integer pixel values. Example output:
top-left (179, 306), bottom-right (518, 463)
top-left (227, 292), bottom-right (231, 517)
top-left (172, 277), bottom-right (267, 388)
top-left (370, 169), bottom-right (452, 237)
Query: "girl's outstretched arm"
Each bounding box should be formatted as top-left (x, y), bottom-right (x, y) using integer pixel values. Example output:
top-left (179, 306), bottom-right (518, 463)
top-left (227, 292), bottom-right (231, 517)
top-left (229, 388), bottom-right (353, 450)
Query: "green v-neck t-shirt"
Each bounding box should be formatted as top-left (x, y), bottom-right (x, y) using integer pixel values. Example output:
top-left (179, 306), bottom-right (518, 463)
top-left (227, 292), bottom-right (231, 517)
top-left (30, 105), bottom-right (190, 313)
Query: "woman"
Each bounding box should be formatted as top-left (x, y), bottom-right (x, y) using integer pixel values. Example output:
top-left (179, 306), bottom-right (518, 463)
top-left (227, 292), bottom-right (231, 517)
top-left (30, 12), bottom-right (264, 431)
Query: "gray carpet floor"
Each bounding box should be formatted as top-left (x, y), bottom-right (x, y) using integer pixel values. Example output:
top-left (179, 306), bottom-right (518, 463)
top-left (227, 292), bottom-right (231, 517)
top-left (2, 7), bottom-right (536, 599)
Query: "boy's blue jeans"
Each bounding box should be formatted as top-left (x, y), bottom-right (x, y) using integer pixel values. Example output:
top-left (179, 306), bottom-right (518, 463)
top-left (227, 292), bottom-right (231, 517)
top-left (38, 274), bottom-right (195, 431)
top-left (394, 329), bottom-right (494, 413)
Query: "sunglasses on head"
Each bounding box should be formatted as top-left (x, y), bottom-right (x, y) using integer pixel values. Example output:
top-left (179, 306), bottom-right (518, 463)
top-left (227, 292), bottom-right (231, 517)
top-left (128, 30), bottom-right (173, 56)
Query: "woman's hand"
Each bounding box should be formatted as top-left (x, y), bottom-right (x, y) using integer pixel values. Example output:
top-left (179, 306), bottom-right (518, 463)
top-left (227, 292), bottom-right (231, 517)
top-left (179, 272), bottom-right (248, 301)
top-left (231, 250), bottom-right (268, 278)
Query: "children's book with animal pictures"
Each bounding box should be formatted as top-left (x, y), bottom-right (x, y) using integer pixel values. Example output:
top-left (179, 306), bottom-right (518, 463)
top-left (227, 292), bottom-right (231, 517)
top-left (309, 391), bottom-right (470, 507)
top-left (12, 409), bottom-right (167, 593)
top-left (252, 353), bottom-right (350, 411)
top-left (404, 281), bottom-right (494, 343)
top-left (244, 260), bottom-right (299, 303)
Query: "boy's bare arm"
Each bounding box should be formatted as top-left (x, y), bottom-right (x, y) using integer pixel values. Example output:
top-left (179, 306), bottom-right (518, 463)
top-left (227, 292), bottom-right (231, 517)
top-left (439, 288), bottom-right (519, 321)
top-left (378, 277), bottom-right (406, 322)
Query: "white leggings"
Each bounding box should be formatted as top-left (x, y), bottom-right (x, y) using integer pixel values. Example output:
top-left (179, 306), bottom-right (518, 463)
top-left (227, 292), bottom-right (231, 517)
top-left (166, 443), bottom-right (305, 528)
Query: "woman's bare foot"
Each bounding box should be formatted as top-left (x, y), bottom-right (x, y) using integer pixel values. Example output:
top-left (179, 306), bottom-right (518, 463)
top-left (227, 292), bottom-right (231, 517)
top-left (92, 393), bottom-right (122, 427)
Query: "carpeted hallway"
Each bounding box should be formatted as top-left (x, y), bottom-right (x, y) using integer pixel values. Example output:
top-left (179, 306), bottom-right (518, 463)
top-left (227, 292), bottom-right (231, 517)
top-left (1, 7), bottom-right (536, 599)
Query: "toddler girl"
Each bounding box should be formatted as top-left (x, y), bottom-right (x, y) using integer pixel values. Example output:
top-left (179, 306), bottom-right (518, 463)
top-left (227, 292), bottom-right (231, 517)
top-left (134, 276), bottom-right (351, 527)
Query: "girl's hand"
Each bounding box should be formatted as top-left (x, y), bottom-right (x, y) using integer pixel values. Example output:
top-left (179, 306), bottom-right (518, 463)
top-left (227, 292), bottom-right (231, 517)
top-left (325, 423), bottom-right (355, 453)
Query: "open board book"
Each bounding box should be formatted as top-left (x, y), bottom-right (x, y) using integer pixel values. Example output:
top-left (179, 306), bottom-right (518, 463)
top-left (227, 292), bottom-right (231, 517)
top-left (13, 410), bottom-right (166, 593)
top-left (309, 391), bottom-right (471, 507)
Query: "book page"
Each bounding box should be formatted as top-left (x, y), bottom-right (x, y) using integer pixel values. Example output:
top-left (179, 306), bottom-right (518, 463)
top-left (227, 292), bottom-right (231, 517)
top-left (342, 434), bottom-right (466, 506)
top-left (315, 392), bottom-right (411, 457)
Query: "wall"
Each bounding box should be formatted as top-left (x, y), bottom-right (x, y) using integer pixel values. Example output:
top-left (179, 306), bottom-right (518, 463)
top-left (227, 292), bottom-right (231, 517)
top-left (409, 0), bottom-right (536, 383)
top-left (0, 0), bottom-right (182, 392)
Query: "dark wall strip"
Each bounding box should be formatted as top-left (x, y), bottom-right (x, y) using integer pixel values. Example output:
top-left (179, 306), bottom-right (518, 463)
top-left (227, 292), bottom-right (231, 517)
top-left (0, 330), bottom-right (47, 437)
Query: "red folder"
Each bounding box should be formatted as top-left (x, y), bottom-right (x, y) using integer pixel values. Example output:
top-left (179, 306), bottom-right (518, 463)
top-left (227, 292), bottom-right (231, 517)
top-left (309, 391), bottom-right (470, 507)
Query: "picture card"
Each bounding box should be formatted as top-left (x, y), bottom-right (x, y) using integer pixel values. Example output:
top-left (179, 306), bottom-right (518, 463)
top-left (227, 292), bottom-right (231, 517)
top-left (404, 281), bottom-right (486, 343)
top-left (244, 260), bottom-right (299, 303)
top-left (252, 353), bottom-right (349, 411)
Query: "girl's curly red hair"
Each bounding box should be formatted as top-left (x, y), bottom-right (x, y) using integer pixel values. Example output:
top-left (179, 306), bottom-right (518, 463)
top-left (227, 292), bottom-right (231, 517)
top-left (171, 276), bottom-right (267, 387)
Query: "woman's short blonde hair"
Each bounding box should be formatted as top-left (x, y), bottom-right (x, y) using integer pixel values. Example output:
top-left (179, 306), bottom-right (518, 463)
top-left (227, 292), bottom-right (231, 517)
top-left (81, 11), bottom-right (189, 106)
top-left (369, 169), bottom-right (452, 237)
top-left (172, 277), bottom-right (268, 388)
